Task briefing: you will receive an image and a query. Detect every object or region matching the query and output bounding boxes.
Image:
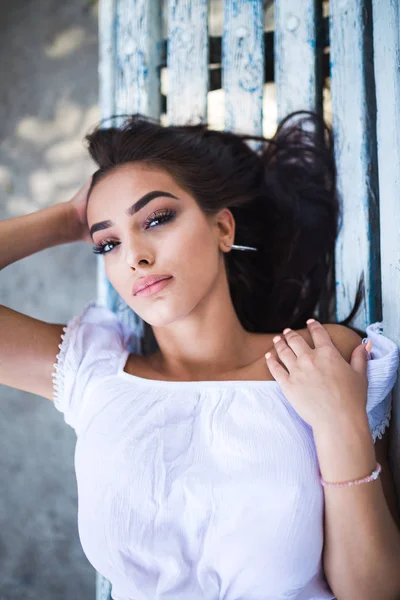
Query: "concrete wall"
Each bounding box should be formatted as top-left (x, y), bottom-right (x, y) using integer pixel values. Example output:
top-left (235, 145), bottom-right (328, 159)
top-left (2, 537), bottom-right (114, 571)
top-left (0, 1), bottom-right (100, 598)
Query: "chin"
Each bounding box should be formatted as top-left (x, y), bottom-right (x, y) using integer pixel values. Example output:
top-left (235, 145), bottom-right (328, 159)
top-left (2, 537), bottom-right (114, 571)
top-left (143, 312), bottom-right (184, 328)
top-left (142, 300), bottom-right (198, 329)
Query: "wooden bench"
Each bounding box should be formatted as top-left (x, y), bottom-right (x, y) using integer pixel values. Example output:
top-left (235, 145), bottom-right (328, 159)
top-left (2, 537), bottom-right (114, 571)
top-left (95, 1), bottom-right (400, 597)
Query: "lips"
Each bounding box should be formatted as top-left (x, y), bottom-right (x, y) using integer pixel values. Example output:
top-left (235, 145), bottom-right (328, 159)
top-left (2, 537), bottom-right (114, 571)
top-left (132, 275), bottom-right (172, 295)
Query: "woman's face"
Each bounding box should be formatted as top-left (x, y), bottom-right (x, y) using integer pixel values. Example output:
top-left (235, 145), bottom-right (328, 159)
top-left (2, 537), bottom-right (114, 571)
top-left (86, 163), bottom-right (235, 327)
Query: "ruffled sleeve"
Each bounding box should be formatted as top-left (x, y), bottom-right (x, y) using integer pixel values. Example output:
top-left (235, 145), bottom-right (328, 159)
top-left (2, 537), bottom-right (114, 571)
top-left (363, 322), bottom-right (399, 443)
top-left (51, 301), bottom-right (135, 430)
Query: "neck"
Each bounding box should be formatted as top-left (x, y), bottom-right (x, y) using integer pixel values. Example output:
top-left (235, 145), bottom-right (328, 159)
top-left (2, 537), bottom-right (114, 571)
top-left (149, 276), bottom-right (258, 381)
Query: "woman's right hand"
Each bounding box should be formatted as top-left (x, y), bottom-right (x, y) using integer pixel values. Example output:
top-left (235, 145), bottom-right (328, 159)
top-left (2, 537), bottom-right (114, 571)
top-left (67, 176), bottom-right (93, 244)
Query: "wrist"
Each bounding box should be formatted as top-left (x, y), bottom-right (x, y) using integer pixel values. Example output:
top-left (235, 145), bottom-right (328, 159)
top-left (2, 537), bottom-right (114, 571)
top-left (0, 201), bottom-right (86, 271)
top-left (314, 408), bottom-right (371, 439)
top-left (63, 200), bottom-right (87, 243)
top-left (313, 414), bottom-right (376, 483)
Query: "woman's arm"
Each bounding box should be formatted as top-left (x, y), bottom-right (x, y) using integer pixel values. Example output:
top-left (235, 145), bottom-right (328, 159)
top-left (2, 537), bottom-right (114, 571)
top-left (266, 322), bottom-right (400, 600)
top-left (314, 324), bottom-right (400, 600)
top-left (0, 179), bottom-right (92, 400)
top-left (315, 414), bottom-right (400, 600)
top-left (0, 202), bottom-right (77, 270)
top-left (0, 180), bottom-right (91, 271)
top-left (316, 325), bottom-right (400, 600)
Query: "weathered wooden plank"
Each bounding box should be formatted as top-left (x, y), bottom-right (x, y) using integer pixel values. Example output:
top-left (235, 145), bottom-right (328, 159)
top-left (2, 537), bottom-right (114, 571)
top-left (115, 0), bottom-right (162, 122)
top-left (371, 0), bottom-right (400, 502)
top-left (274, 0), bottom-right (322, 120)
top-left (167, 0), bottom-right (209, 124)
top-left (222, 0), bottom-right (264, 135)
top-left (95, 570), bottom-right (112, 600)
top-left (329, 0), bottom-right (381, 330)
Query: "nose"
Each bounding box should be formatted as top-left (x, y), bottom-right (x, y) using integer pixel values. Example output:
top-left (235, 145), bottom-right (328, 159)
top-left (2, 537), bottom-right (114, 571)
top-left (123, 237), bottom-right (154, 269)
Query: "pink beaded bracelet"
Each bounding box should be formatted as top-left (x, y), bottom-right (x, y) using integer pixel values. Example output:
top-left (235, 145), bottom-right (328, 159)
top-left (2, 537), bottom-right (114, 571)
top-left (320, 462), bottom-right (382, 488)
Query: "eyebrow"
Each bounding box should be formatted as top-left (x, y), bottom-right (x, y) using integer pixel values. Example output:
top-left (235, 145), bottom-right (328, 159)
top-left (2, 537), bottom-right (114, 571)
top-left (89, 191), bottom-right (180, 238)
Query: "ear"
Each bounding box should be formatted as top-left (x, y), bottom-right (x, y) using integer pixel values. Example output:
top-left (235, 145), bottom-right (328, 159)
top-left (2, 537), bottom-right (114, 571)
top-left (214, 207), bottom-right (236, 247)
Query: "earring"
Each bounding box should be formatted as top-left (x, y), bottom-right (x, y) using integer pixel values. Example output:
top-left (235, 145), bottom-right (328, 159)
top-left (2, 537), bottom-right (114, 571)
top-left (224, 242), bottom-right (258, 252)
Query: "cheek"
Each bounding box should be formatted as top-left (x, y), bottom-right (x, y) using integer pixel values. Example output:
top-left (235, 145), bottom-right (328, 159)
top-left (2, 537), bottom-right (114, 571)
top-left (171, 227), bottom-right (222, 300)
top-left (103, 256), bottom-right (122, 282)
top-left (172, 220), bottom-right (218, 271)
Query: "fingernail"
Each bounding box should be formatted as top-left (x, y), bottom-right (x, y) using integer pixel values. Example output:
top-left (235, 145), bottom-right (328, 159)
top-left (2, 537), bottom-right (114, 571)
top-left (306, 318), bottom-right (315, 325)
top-left (363, 339), bottom-right (373, 359)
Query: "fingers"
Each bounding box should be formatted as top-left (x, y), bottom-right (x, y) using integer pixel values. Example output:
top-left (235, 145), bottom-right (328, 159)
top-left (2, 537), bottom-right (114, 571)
top-left (265, 319), bottom-right (333, 382)
top-left (281, 328), bottom-right (313, 356)
top-left (271, 335), bottom-right (297, 372)
top-left (265, 350), bottom-right (290, 384)
top-left (305, 318), bottom-right (333, 349)
top-left (350, 342), bottom-right (370, 377)
top-left (268, 328), bottom-right (310, 375)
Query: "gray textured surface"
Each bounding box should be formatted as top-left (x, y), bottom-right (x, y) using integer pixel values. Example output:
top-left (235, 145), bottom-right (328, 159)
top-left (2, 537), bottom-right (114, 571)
top-left (0, 1), bottom-right (100, 598)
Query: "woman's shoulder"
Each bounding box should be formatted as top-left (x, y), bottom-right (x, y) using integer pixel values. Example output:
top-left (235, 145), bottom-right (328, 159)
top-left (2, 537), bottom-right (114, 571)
top-left (229, 324), bottom-right (360, 378)
top-left (255, 322), bottom-right (362, 364)
top-left (308, 322), bottom-right (362, 363)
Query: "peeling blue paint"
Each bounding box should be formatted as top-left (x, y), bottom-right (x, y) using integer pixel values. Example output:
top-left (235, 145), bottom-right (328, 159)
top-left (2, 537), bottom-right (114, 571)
top-left (223, 0), bottom-right (264, 134)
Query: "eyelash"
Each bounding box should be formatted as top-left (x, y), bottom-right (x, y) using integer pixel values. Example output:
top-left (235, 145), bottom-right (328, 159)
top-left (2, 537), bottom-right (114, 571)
top-left (92, 208), bottom-right (176, 255)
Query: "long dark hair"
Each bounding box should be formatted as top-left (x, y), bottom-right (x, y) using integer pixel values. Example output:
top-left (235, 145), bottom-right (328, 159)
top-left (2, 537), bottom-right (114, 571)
top-left (84, 111), bottom-right (363, 336)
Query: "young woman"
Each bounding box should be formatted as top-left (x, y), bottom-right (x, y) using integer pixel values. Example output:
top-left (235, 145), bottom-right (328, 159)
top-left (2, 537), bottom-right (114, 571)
top-left (1, 112), bottom-right (400, 600)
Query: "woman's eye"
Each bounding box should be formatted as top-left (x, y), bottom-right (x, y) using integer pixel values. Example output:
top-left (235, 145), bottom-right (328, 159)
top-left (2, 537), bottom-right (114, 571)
top-left (92, 240), bottom-right (118, 255)
top-left (144, 208), bottom-right (176, 229)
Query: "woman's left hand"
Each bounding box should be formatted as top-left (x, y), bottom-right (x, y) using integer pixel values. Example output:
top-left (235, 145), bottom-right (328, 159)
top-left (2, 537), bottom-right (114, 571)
top-left (265, 319), bottom-right (372, 432)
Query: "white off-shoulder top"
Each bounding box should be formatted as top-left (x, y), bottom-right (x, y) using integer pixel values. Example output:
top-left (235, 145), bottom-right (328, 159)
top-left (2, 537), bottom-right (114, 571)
top-left (52, 302), bottom-right (399, 600)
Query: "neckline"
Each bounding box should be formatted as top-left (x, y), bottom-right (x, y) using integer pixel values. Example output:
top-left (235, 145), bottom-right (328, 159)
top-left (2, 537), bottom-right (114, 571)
top-left (117, 349), bottom-right (280, 389)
